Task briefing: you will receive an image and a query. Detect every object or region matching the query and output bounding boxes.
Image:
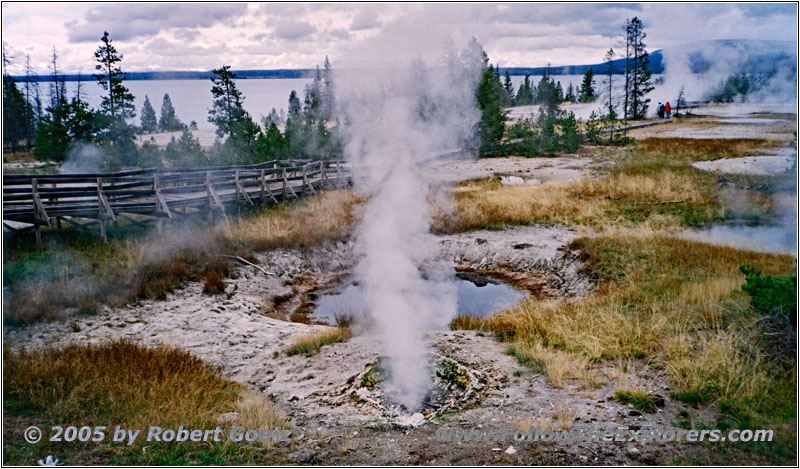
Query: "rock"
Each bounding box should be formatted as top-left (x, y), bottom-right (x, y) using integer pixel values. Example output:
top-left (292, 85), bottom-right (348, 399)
top-left (504, 446), bottom-right (517, 455)
top-left (651, 394), bottom-right (666, 407)
top-left (628, 409), bottom-right (642, 417)
top-left (475, 238), bottom-right (487, 245)
top-left (395, 413), bottom-right (425, 427)
top-left (513, 243), bottom-right (533, 250)
top-left (217, 412), bottom-right (239, 424)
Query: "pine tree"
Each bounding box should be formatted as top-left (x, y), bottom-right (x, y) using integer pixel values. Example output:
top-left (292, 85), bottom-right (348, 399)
top-left (321, 55), bottom-right (335, 121)
top-left (536, 67), bottom-right (561, 118)
top-left (503, 70), bottom-right (515, 105)
top-left (158, 93), bottom-right (183, 131)
top-left (579, 68), bottom-right (596, 103)
top-left (263, 107), bottom-right (282, 127)
top-left (48, 48), bottom-right (66, 111)
top-left (565, 83), bottom-right (576, 103)
top-left (23, 54), bottom-right (39, 150)
top-left (516, 74), bottom-right (533, 105)
top-left (208, 65), bottom-right (247, 138)
top-left (473, 40), bottom-right (507, 156)
top-left (140, 95), bottom-right (158, 132)
top-left (284, 90), bottom-right (305, 157)
top-left (303, 67), bottom-right (322, 123)
top-left (94, 31), bottom-right (135, 120)
top-left (625, 18), bottom-right (654, 119)
top-left (676, 86), bottom-right (687, 115)
top-left (3, 77), bottom-right (27, 154)
top-left (603, 49), bottom-right (616, 118)
top-left (255, 122), bottom-right (287, 161)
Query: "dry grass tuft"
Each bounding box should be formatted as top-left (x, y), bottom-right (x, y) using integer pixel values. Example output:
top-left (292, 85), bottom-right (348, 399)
top-left (508, 342), bottom-right (601, 389)
top-left (225, 190), bottom-right (362, 250)
top-left (286, 326), bottom-right (351, 356)
top-left (230, 391), bottom-right (290, 448)
top-left (3, 340), bottom-right (241, 428)
top-left (339, 435), bottom-right (358, 454)
top-left (637, 137), bottom-right (781, 160)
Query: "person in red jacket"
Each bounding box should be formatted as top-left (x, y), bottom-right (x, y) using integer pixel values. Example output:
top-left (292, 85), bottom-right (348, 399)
top-left (664, 101), bottom-right (672, 119)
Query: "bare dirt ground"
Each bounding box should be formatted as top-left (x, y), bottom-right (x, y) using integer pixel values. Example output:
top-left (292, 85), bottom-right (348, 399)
top-left (4, 102), bottom-right (796, 465)
top-left (425, 153), bottom-right (594, 184)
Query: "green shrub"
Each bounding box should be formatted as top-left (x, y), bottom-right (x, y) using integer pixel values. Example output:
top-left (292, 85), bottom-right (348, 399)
top-left (614, 390), bottom-right (656, 412)
top-left (740, 264), bottom-right (797, 326)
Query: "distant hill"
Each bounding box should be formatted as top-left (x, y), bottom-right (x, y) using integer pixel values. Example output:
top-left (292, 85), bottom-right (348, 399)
top-left (12, 69), bottom-right (317, 82)
top-left (500, 39), bottom-right (796, 76)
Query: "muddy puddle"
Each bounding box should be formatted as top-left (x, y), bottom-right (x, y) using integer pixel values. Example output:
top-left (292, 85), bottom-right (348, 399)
top-left (306, 272), bottom-right (528, 326)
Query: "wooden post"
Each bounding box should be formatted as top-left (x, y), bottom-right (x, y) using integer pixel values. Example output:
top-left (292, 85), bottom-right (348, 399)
top-left (97, 177), bottom-right (107, 244)
top-left (260, 169), bottom-right (265, 204)
top-left (206, 171), bottom-right (213, 224)
top-left (302, 164), bottom-right (316, 195)
top-left (235, 168), bottom-right (240, 203)
top-left (32, 179), bottom-right (42, 249)
top-left (154, 173), bottom-right (163, 235)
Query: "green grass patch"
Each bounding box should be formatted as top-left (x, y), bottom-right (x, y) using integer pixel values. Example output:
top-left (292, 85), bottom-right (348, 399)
top-left (614, 390), bottom-right (656, 412)
top-left (671, 385), bottom-right (715, 408)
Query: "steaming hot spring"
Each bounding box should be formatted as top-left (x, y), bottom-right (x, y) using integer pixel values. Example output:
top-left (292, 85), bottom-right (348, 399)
top-left (345, 353), bottom-right (487, 425)
top-left (300, 271), bottom-right (528, 326)
top-left (287, 270), bottom-right (525, 423)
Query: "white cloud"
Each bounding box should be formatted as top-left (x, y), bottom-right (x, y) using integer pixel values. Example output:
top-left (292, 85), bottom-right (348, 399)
top-left (1, 3), bottom-right (795, 73)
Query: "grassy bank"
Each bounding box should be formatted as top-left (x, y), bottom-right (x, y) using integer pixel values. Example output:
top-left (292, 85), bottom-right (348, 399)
top-left (437, 137), bottom-right (783, 233)
top-left (445, 136), bottom-right (796, 463)
top-left (454, 234), bottom-right (796, 464)
top-left (3, 341), bottom-right (287, 465)
top-left (3, 190), bottom-right (361, 326)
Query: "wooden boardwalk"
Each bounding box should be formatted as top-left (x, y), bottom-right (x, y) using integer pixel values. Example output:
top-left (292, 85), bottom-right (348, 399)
top-left (3, 159), bottom-right (352, 247)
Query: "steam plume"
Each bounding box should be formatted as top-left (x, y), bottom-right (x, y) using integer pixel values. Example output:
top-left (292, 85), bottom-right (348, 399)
top-left (336, 40), bottom-right (483, 410)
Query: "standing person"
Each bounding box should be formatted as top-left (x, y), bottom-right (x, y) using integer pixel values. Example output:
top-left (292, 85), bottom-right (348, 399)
top-left (657, 102), bottom-right (664, 118)
top-left (664, 101), bottom-right (672, 119)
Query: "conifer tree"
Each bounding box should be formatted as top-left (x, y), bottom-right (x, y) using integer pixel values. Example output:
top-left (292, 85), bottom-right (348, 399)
top-left (625, 17), bottom-right (653, 119)
top-left (603, 49), bottom-right (616, 118)
top-left (140, 95), bottom-right (158, 132)
top-left (158, 93), bottom-right (183, 131)
top-left (208, 65), bottom-right (247, 138)
top-left (579, 68), bottom-right (596, 103)
top-left (94, 32), bottom-right (135, 120)
top-left (503, 70), bottom-right (515, 105)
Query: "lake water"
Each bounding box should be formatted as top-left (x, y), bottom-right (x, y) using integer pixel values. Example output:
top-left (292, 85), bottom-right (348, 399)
top-left (60, 73), bottom-right (674, 131)
top-left (310, 272), bottom-right (528, 326)
top-left (65, 78), bottom-right (313, 131)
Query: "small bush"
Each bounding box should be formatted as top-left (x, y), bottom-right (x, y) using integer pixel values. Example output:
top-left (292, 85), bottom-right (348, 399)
top-left (436, 359), bottom-right (470, 389)
top-left (671, 385), bottom-right (715, 408)
top-left (615, 390), bottom-right (656, 412)
top-left (202, 270), bottom-right (225, 295)
top-left (740, 264), bottom-right (797, 326)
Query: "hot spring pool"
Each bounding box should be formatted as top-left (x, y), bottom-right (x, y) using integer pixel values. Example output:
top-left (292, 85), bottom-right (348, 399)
top-left (308, 272), bottom-right (528, 326)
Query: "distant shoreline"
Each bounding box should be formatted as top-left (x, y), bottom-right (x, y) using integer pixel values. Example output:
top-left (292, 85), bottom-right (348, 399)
top-left (9, 58), bottom-right (666, 82)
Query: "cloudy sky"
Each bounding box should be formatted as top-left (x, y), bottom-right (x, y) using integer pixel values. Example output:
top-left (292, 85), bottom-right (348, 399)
top-left (2, 2), bottom-right (797, 74)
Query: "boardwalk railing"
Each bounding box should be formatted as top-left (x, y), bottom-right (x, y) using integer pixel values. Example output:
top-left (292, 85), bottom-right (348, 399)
top-left (3, 159), bottom-right (352, 247)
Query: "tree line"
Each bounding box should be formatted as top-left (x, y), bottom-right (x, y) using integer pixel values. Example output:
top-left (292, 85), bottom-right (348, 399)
top-left (3, 32), bottom-right (341, 170)
top-left (4, 19), bottom-right (655, 167)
